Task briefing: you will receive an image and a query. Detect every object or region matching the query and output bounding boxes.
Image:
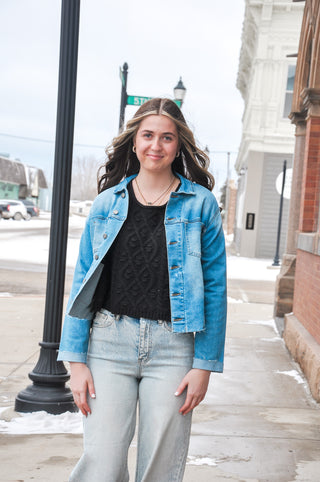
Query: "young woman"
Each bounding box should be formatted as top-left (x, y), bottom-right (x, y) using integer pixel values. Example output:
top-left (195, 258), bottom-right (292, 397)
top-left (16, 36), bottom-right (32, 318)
top-left (58, 98), bottom-right (227, 482)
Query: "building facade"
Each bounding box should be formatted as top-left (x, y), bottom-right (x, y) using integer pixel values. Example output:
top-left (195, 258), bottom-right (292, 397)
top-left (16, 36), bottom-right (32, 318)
top-left (281, 0), bottom-right (320, 402)
top-left (235, 0), bottom-right (304, 258)
top-left (0, 156), bottom-right (48, 207)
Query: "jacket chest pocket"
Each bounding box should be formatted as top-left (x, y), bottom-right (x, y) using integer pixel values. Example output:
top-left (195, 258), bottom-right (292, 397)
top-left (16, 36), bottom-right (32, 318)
top-left (92, 217), bottom-right (109, 253)
top-left (185, 222), bottom-right (203, 258)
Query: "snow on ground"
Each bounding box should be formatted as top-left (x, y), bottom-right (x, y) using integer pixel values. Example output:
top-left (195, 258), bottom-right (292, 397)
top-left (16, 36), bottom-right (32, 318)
top-left (276, 370), bottom-right (305, 385)
top-left (227, 296), bottom-right (244, 304)
top-left (1, 214), bottom-right (279, 281)
top-left (227, 255), bottom-right (279, 281)
top-left (0, 408), bottom-right (83, 434)
top-left (187, 456), bottom-right (217, 467)
top-left (0, 213), bottom-right (86, 268)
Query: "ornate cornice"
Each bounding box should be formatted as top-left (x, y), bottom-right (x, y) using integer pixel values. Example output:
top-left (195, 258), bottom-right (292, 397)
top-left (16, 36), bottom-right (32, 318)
top-left (237, 5), bottom-right (259, 100)
top-left (301, 88), bottom-right (320, 116)
top-left (301, 87), bottom-right (320, 106)
top-left (237, 1), bottom-right (304, 101)
top-left (289, 111), bottom-right (307, 126)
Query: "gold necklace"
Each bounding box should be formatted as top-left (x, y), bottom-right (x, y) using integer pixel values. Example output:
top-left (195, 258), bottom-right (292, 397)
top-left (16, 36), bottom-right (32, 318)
top-left (135, 176), bottom-right (176, 206)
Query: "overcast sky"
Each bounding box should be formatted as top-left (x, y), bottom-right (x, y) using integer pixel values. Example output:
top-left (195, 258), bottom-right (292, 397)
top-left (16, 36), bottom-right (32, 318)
top-left (0, 0), bottom-right (245, 196)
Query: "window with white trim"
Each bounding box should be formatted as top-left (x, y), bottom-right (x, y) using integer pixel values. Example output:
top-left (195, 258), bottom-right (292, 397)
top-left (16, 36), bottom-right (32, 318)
top-left (283, 64), bottom-right (296, 118)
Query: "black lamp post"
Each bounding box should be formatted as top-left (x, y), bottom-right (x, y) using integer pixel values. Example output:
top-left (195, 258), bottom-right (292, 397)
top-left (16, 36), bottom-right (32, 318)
top-left (173, 77), bottom-right (187, 107)
top-left (272, 160), bottom-right (287, 267)
top-left (15, 0), bottom-right (81, 414)
top-left (119, 62), bottom-right (128, 132)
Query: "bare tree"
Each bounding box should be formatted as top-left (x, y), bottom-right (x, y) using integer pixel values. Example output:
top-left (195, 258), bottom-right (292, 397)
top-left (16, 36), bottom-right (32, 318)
top-left (219, 181), bottom-right (227, 222)
top-left (71, 156), bottom-right (101, 201)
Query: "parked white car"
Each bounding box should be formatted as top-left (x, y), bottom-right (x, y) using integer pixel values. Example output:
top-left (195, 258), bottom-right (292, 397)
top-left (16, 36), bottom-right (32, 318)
top-left (69, 200), bottom-right (93, 217)
top-left (0, 199), bottom-right (28, 220)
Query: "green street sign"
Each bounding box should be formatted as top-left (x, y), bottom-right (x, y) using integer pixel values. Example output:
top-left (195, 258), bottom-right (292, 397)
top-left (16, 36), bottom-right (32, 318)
top-left (127, 95), bottom-right (182, 108)
top-left (127, 95), bottom-right (153, 106)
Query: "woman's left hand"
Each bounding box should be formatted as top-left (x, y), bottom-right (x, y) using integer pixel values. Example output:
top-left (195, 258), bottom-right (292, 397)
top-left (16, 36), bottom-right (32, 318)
top-left (175, 368), bottom-right (211, 416)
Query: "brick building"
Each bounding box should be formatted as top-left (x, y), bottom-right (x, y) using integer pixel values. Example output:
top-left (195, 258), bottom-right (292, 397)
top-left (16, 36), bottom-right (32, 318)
top-left (281, 0), bottom-right (320, 401)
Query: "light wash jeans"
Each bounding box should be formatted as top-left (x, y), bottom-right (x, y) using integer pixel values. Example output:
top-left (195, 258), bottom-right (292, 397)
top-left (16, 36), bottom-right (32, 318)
top-left (69, 309), bottom-right (194, 482)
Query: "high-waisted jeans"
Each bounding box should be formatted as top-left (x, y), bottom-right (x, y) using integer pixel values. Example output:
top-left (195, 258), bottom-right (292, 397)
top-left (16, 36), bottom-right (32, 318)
top-left (69, 309), bottom-right (194, 482)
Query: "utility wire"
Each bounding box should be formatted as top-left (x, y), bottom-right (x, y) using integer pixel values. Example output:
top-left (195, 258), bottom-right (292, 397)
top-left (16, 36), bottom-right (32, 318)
top-left (0, 131), bottom-right (237, 154)
top-left (0, 131), bottom-right (105, 149)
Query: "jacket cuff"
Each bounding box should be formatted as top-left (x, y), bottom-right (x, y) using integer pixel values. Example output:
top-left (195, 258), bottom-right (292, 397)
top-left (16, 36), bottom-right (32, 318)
top-left (57, 351), bottom-right (87, 363)
top-left (192, 357), bottom-right (224, 372)
top-left (58, 315), bottom-right (91, 361)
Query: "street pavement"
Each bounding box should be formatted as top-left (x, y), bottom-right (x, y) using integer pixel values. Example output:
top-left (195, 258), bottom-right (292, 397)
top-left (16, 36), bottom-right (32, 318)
top-left (1, 275), bottom-right (320, 481)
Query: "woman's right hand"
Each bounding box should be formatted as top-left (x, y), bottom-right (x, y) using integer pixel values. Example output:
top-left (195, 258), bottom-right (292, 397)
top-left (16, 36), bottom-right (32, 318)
top-left (69, 362), bottom-right (96, 416)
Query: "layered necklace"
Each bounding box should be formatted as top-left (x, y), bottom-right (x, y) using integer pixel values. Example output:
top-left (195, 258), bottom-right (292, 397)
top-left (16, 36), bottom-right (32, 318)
top-left (135, 176), bottom-right (176, 206)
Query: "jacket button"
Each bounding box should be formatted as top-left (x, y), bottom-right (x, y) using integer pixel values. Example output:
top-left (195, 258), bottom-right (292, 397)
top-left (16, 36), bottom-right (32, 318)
top-left (95, 254), bottom-right (99, 260)
top-left (113, 210), bottom-right (119, 215)
top-left (103, 233), bottom-right (108, 239)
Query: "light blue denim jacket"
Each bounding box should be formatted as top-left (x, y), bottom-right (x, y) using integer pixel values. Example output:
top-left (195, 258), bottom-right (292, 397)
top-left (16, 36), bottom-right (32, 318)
top-left (58, 173), bottom-right (227, 372)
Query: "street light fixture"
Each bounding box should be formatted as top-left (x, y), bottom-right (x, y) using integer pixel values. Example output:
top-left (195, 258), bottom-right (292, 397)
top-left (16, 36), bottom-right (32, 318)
top-left (15, 0), bottom-right (80, 414)
top-left (174, 77), bottom-right (187, 106)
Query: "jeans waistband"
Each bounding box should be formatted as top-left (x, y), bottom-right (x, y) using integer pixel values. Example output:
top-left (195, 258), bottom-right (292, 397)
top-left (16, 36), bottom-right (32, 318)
top-left (98, 308), bottom-right (170, 324)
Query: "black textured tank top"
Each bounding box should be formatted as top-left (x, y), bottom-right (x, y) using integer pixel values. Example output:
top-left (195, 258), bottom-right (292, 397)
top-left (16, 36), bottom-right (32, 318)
top-left (91, 181), bottom-right (171, 321)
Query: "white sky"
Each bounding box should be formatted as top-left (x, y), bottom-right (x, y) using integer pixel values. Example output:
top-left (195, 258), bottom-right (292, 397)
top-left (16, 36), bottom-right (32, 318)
top-left (0, 0), bottom-right (245, 197)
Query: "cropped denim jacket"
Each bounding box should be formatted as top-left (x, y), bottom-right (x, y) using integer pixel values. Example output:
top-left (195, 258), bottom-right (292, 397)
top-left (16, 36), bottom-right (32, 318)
top-left (58, 173), bottom-right (227, 372)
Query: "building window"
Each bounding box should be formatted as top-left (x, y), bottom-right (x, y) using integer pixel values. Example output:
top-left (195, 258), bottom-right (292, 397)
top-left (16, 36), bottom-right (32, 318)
top-left (283, 64), bottom-right (296, 118)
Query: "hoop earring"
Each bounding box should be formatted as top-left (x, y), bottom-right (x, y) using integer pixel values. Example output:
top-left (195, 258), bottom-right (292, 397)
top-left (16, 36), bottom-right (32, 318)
top-left (176, 151), bottom-right (180, 158)
top-left (132, 146), bottom-right (136, 153)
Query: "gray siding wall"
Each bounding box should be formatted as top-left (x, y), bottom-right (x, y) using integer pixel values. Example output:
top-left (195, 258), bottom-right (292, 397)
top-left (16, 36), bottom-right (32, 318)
top-left (234, 174), bottom-right (246, 252)
top-left (256, 153), bottom-right (292, 258)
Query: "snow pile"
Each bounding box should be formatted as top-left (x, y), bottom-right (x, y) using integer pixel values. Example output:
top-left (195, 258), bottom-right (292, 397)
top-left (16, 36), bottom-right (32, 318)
top-left (0, 408), bottom-right (83, 434)
top-left (227, 296), bottom-right (243, 304)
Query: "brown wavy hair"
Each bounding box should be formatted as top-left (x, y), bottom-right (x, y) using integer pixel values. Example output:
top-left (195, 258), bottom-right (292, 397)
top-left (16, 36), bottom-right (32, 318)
top-left (98, 98), bottom-right (214, 193)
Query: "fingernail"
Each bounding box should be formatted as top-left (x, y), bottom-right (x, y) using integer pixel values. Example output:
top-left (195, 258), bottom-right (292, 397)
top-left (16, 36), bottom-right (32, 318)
top-left (91, 393), bottom-right (96, 399)
top-left (174, 392), bottom-right (179, 396)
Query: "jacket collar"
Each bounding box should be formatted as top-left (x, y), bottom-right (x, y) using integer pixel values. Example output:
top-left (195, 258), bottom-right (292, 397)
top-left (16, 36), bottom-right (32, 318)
top-left (113, 174), bottom-right (137, 194)
top-left (175, 173), bottom-right (196, 195)
top-left (113, 172), bottom-right (195, 195)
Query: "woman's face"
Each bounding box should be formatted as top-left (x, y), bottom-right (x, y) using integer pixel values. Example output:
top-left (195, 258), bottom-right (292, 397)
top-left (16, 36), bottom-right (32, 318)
top-left (134, 115), bottom-right (179, 175)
